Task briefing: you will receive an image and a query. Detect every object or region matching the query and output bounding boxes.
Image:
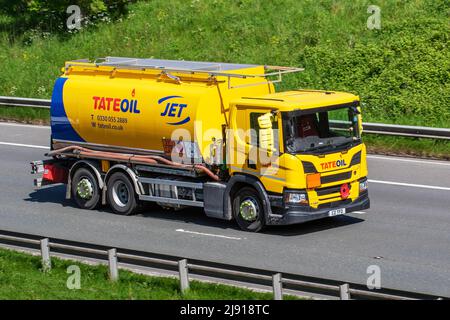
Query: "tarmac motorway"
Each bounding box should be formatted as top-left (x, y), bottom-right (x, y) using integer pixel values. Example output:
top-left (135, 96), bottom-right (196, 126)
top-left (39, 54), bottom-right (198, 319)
top-left (0, 122), bottom-right (449, 297)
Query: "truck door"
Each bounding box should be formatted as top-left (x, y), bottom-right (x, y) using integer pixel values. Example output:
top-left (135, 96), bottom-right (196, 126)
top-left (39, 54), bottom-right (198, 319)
top-left (248, 111), bottom-right (268, 170)
top-left (230, 105), bottom-right (285, 191)
top-left (249, 110), bottom-right (285, 185)
top-left (230, 106), bottom-right (272, 171)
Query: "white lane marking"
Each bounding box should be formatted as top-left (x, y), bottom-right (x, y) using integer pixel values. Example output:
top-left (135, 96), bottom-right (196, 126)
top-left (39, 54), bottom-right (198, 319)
top-left (0, 122), bottom-right (50, 129)
top-left (0, 141), bottom-right (49, 149)
top-left (368, 155), bottom-right (450, 167)
top-left (352, 211), bottom-right (366, 215)
top-left (369, 179), bottom-right (450, 191)
top-left (176, 229), bottom-right (242, 240)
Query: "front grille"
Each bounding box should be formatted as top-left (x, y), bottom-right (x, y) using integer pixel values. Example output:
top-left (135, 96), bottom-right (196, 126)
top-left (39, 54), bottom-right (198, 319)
top-left (302, 161), bottom-right (317, 173)
top-left (318, 199), bottom-right (351, 209)
top-left (316, 185), bottom-right (341, 197)
top-left (316, 183), bottom-right (352, 197)
top-left (320, 171), bottom-right (352, 184)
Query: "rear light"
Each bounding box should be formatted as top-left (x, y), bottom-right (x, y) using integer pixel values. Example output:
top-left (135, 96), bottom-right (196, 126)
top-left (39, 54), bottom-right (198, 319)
top-left (306, 173), bottom-right (321, 189)
top-left (43, 164), bottom-right (68, 184)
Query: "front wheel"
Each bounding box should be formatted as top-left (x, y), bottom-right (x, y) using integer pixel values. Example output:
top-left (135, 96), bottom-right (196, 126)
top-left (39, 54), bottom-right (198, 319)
top-left (106, 172), bottom-right (138, 216)
top-left (232, 187), bottom-right (265, 232)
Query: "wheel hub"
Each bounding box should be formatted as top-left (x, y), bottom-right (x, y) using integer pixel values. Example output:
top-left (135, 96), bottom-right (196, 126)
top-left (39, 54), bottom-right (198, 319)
top-left (112, 182), bottom-right (129, 207)
top-left (239, 198), bottom-right (258, 221)
top-left (76, 178), bottom-right (93, 200)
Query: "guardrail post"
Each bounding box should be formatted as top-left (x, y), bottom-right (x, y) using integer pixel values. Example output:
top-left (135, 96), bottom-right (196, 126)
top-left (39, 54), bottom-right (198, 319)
top-left (272, 273), bottom-right (283, 300)
top-left (108, 248), bottom-right (118, 281)
top-left (178, 259), bottom-right (189, 293)
top-left (340, 283), bottom-right (351, 300)
top-left (40, 238), bottom-right (51, 271)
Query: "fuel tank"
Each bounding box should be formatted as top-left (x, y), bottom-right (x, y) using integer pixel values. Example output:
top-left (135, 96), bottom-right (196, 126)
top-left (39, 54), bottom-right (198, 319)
top-left (50, 58), bottom-right (271, 163)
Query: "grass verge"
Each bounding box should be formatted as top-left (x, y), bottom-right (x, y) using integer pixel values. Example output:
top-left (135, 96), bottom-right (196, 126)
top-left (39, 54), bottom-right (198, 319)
top-left (0, 106), bottom-right (50, 125)
top-left (365, 135), bottom-right (450, 160)
top-left (0, 0), bottom-right (448, 158)
top-left (0, 247), bottom-right (296, 300)
top-left (0, 0), bottom-right (448, 127)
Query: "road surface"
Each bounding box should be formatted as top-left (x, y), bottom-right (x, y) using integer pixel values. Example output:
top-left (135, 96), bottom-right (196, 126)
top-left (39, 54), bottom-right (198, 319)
top-left (0, 122), bottom-right (449, 297)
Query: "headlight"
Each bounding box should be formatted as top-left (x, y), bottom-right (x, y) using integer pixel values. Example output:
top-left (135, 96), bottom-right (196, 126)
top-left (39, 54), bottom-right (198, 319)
top-left (284, 192), bottom-right (308, 205)
top-left (359, 179), bottom-right (368, 193)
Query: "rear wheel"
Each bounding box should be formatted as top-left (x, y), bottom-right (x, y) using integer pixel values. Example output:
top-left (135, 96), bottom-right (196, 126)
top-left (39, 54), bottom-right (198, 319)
top-left (71, 167), bottom-right (101, 210)
top-left (106, 172), bottom-right (138, 215)
top-left (232, 187), bottom-right (265, 232)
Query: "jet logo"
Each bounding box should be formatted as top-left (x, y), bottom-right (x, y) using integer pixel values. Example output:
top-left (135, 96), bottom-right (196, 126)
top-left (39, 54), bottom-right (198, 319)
top-left (159, 95), bottom-right (190, 125)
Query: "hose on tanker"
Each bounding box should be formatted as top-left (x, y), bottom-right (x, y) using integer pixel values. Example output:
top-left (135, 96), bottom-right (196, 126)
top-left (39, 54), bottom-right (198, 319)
top-left (47, 146), bottom-right (220, 181)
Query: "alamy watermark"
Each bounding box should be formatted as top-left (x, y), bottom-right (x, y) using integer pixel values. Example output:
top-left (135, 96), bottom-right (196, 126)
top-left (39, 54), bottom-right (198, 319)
top-left (66, 5), bottom-right (82, 30)
top-left (367, 265), bottom-right (381, 289)
top-left (367, 5), bottom-right (381, 30)
top-left (66, 265), bottom-right (81, 290)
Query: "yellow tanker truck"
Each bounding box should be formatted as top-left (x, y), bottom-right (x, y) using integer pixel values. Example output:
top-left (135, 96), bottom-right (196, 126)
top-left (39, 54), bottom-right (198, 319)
top-left (31, 57), bottom-right (370, 232)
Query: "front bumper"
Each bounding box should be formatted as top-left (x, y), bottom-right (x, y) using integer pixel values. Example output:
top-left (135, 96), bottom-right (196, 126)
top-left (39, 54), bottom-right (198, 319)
top-left (266, 192), bottom-right (370, 225)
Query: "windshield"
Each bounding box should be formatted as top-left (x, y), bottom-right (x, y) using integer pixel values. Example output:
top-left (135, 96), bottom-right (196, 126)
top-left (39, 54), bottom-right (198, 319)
top-left (283, 106), bottom-right (361, 154)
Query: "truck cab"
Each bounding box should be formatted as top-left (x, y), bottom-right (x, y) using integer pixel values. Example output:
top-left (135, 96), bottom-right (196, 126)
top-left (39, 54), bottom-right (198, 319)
top-left (228, 90), bottom-right (370, 230)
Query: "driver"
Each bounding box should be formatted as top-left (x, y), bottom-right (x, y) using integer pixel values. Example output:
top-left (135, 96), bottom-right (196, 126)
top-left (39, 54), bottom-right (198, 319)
top-left (297, 114), bottom-right (319, 138)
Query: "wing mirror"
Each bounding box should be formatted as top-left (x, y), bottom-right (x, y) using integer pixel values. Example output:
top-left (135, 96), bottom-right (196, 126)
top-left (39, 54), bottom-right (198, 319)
top-left (257, 113), bottom-right (275, 157)
top-left (357, 106), bottom-right (363, 136)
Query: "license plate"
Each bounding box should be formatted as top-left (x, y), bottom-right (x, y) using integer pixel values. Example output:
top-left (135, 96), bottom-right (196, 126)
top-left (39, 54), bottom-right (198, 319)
top-left (328, 208), bottom-right (346, 217)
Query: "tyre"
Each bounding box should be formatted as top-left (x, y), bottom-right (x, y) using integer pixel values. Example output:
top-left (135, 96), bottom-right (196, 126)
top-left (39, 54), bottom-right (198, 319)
top-left (71, 167), bottom-right (101, 210)
top-left (232, 187), bottom-right (265, 232)
top-left (106, 171), bottom-right (138, 215)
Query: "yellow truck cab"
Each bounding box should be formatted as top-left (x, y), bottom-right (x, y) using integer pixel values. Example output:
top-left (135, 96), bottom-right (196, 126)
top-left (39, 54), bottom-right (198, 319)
top-left (228, 90), bottom-right (369, 229)
top-left (31, 57), bottom-right (369, 232)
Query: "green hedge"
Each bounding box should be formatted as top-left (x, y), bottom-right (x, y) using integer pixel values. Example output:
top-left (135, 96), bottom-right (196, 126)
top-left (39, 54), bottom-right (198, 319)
top-left (0, 0), bottom-right (129, 39)
top-left (0, 0), bottom-right (448, 127)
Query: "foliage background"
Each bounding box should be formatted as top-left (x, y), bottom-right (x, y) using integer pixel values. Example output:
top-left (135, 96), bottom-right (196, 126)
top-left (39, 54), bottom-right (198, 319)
top-left (0, 0), bottom-right (448, 127)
